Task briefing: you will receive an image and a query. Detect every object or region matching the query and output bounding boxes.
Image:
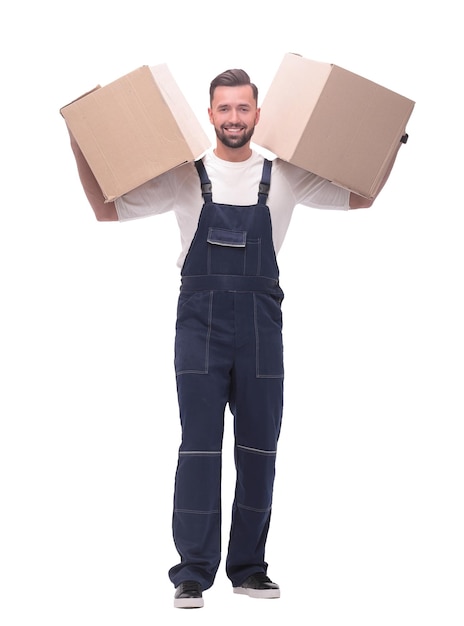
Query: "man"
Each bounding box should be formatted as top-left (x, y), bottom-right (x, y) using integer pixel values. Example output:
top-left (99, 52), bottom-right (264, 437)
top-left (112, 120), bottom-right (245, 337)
top-left (67, 68), bottom-right (403, 609)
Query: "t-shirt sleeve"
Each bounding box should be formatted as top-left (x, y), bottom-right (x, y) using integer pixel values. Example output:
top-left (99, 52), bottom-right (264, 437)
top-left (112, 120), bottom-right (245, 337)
top-left (276, 159), bottom-right (350, 210)
top-left (114, 163), bottom-right (194, 221)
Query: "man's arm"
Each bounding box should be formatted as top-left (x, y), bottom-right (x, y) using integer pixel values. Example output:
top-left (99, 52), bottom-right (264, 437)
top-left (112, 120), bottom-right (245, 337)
top-left (67, 126), bottom-right (119, 221)
top-left (349, 134), bottom-right (408, 209)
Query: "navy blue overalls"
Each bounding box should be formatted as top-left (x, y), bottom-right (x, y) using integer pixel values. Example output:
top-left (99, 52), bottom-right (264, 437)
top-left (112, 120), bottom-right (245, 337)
top-left (168, 158), bottom-right (285, 590)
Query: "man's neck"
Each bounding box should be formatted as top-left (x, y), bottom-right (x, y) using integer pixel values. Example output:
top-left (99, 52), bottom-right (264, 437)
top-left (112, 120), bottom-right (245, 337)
top-left (214, 143), bottom-right (252, 162)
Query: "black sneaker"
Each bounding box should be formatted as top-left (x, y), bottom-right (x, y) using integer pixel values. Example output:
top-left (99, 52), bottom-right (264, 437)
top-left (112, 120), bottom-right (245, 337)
top-left (174, 581), bottom-right (204, 608)
top-left (233, 572), bottom-right (280, 599)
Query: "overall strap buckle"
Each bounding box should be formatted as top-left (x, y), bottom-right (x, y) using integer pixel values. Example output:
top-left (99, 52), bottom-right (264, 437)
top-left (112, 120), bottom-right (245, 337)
top-left (258, 159), bottom-right (272, 204)
top-left (194, 159), bottom-right (213, 202)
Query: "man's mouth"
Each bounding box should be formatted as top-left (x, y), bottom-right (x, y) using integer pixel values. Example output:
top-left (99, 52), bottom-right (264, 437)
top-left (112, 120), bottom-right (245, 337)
top-left (223, 125), bottom-right (245, 133)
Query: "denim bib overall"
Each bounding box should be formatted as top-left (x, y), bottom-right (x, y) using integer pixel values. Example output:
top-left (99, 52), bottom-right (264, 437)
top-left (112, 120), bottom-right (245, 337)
top-left (169, 158), bottom-right (285, 590)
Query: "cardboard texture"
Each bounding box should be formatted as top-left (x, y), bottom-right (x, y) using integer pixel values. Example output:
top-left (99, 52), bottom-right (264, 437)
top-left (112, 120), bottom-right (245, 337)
top-left (253, 53), bottom-right (415, 198)
top-left (61, 65), bottom-right (211, 201)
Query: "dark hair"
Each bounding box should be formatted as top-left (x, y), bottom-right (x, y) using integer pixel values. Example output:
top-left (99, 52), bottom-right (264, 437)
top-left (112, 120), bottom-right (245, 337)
top-left (209, 69), bottom-right (258, 105)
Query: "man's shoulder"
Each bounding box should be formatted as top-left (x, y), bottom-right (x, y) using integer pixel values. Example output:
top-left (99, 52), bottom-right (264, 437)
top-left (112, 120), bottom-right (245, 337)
top-left (152, 160), bottom-right (198, 194)
top-left (272, 156), bottom-right (300, 172)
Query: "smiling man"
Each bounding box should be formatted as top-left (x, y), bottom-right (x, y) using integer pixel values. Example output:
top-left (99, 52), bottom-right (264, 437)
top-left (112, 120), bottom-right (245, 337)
top-left (209, 83), bottom-right (259, 153)
top-left (67, 68), bottom-right (403, 608)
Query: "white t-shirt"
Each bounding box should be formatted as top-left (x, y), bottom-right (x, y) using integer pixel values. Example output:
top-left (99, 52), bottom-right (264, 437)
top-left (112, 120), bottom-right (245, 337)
top-left (115, 150), bottom-right (350, 268)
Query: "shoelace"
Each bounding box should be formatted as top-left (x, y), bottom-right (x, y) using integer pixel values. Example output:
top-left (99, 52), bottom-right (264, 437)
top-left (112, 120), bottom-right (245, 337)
top-left (181, 581), bottom-right (201, 593)
top-left (251, 572), bottom-right (273, 584)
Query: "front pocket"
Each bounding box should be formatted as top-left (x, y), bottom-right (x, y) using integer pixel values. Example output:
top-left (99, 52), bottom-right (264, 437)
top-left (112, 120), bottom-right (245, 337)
top-left (206, 228), bottom-right (262, 275)
top-left (207, 228), bottom-right (247, 275)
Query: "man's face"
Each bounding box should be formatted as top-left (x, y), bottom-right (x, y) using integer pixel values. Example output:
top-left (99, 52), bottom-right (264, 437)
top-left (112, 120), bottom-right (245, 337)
top-left (208, 85), bottom-right (260, 150)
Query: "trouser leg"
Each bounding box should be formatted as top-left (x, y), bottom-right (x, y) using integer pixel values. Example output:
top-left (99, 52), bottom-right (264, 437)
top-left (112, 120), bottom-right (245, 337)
top-left (226, 292), bottom-right (284, 586)
top-left (169, 292), bottom-right (233, 590)
top-left (168, 371), bottom-right (228, 590)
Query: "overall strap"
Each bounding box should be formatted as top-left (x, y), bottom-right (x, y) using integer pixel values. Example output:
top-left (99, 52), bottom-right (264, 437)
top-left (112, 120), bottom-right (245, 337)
top-left (194, 159), bottom-right (213, 202)
top-left (258, 158), bottom-right (272, 205)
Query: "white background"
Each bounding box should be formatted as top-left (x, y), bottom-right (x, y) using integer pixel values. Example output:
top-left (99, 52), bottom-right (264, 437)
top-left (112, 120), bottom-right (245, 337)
top-left (1, 1), bottom-right (463, 624)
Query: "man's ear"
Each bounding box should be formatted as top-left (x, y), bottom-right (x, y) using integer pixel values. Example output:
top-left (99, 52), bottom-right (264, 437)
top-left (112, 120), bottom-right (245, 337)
top-left (255, 107), bottom-right (261, 125)
top-left (208, 107), bottom-right (214, 124)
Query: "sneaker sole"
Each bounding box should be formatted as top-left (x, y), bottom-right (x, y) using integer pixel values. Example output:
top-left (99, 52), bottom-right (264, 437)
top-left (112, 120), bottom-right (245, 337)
top-left (174, 597), bottom-right (204, 609)
top-left (233, 587), bottom-right (280, 599)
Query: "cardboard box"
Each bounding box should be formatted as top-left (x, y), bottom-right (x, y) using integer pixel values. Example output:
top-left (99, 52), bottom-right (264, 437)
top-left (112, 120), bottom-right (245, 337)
top-left (253, 53), bottom-right (415, 198)
top-left (61, 65), bottom-right (211, 201)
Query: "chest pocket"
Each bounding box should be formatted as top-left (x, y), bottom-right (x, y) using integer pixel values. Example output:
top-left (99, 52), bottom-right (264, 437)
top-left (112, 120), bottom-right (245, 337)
top-left (208, 227), bottom-right (246, 247)
top-left (207, 227), bottom-right (261, 276)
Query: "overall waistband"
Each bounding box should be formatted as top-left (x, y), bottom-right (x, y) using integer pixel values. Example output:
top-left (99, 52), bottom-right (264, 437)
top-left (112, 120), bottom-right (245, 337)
top-left (180, 275), bottom-right (283, 296)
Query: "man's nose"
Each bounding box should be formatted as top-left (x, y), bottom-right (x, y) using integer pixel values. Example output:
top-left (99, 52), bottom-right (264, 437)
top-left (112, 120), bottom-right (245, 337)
top-left (229, 108), bottom-right (240, 123)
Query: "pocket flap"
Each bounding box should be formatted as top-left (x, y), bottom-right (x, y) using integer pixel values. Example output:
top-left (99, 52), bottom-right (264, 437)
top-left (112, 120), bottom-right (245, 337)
top-left (207, 227), bottom-right (246, 247)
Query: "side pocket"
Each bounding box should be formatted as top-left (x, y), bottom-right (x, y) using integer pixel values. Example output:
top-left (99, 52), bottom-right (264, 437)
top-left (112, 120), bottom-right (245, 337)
top-left (254, 293), bottom-right (284, 378)
top-left (175, 291), bottom-right (213, 375)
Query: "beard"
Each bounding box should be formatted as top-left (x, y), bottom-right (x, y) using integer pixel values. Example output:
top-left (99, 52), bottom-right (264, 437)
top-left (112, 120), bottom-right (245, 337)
top-left (214, 124), bottom-right (256, 149)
